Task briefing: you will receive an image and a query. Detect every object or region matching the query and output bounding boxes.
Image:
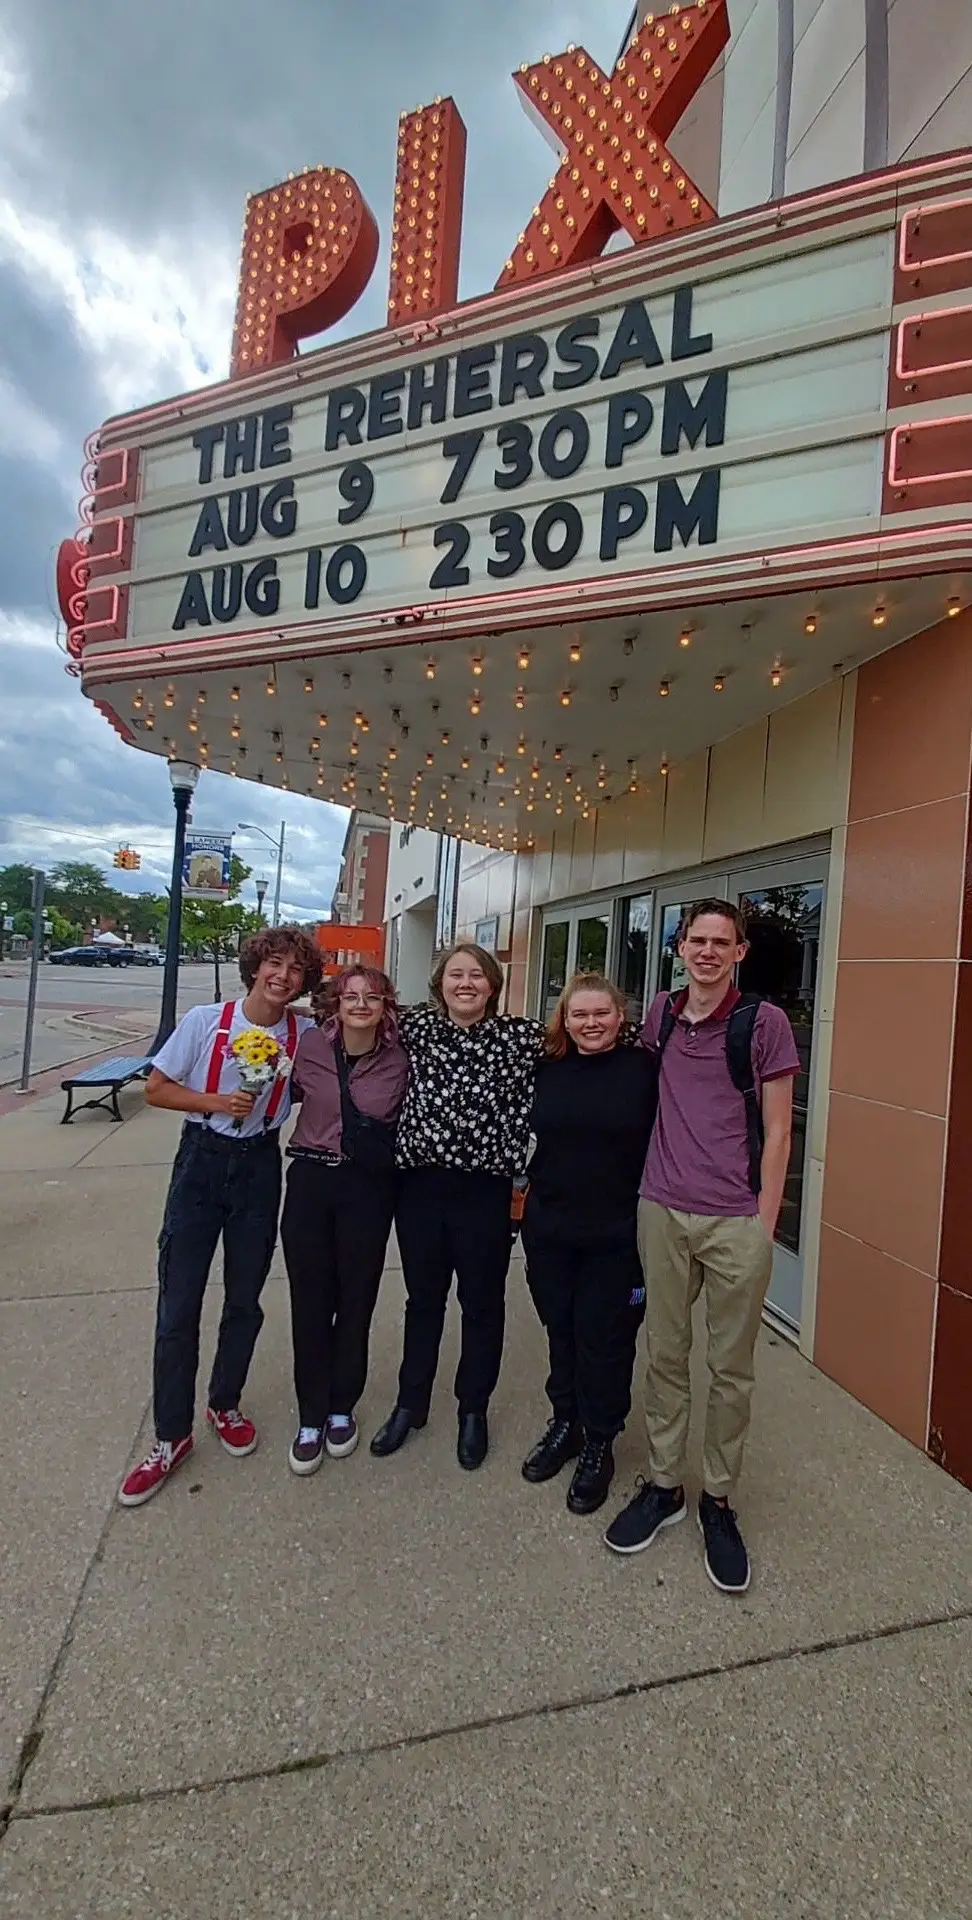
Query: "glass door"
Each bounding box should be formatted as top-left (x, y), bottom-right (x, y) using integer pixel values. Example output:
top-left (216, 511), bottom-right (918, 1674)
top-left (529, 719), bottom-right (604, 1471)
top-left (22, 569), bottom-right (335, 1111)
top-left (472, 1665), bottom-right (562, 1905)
top-left (618, 894), bottom-right (653, 1023)
top-left (734, 861), bottom-right (826, 1335)
top-left (537, 903), bottom-right (616, 1018)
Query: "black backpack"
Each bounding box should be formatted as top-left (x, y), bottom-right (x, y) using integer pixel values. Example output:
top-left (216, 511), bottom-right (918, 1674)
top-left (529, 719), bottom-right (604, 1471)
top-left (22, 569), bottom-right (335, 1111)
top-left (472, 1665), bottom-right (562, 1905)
top-left (655, 993), bottom-right (763, 1195)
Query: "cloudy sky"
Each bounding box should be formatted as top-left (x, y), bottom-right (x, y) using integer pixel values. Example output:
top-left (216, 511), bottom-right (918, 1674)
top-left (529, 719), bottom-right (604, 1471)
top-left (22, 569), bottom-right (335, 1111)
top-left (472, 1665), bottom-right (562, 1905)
top-left (0, 0), bottom-right (632, 919)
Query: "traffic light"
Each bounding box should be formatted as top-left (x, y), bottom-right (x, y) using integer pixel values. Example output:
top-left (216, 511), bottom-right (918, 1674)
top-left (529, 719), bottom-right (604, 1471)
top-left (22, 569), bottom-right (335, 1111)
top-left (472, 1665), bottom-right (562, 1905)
top-left (113, 848), bottom-right (141, 870)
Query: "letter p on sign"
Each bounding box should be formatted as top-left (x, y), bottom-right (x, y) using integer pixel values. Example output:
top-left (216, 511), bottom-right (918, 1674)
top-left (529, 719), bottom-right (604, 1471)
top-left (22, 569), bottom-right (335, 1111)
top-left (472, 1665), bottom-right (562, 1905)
top-left (231, 167), bottom-right (379, 378)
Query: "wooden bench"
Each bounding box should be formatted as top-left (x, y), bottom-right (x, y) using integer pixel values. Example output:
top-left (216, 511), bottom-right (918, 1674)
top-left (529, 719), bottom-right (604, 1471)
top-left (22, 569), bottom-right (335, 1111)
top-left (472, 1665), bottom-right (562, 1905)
top-left (60, 1056), bottom-right (154, 1125)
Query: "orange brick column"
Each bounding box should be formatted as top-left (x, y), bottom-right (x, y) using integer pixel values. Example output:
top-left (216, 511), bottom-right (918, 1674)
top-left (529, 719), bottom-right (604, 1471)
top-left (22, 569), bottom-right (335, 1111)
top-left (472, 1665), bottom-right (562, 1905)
top-left (814, 611), bottom-right (972, 1484)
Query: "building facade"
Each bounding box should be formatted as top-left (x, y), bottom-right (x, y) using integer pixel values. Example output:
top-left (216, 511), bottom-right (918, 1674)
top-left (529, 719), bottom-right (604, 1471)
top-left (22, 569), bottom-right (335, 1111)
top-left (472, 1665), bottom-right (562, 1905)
top-left (63, 0), bottom-right (972, 1490)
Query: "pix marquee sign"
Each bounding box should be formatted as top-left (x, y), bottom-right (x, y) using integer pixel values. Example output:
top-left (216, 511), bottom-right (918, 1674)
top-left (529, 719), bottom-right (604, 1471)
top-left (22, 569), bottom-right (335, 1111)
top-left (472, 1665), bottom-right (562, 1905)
top-left (61, 0), bottom-right (972, 697)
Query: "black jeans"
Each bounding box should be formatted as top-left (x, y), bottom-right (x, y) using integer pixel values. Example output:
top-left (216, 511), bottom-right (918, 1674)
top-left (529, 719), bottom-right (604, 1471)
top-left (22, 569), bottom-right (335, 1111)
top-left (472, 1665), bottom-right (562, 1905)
top-left (521, 1209), bottom-right (646, 1440)
top-left (280, 1157), bottom-right (396, 1425)
top-left (395, 1166), bottom-right (513, 1419)
top-left (153, 1124), bottom-right (282, 1441)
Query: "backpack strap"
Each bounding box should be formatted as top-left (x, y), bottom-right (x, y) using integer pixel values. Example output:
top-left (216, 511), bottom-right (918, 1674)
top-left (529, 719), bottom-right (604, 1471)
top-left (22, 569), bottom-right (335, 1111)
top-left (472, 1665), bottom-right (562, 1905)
top-left (264, 1010), bottom-right (299, 1128)
top-left (204, 1002), bottom-right (236, 1094)
top-left (655, 993), bottom-right (679, 1059)
top-left (725, 996), bottom-right (763, 1196)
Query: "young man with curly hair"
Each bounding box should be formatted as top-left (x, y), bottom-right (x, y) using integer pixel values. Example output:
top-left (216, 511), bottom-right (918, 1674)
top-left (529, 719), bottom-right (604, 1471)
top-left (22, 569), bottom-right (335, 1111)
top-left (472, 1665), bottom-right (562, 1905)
top-left (119, 925), bottom-right (322, 1507)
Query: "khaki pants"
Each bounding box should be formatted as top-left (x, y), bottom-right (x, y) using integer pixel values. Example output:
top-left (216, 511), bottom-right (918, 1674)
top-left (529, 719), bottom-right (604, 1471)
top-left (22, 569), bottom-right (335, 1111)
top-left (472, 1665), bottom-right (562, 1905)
top-left (637, 1201), bottom-right (773, 1499)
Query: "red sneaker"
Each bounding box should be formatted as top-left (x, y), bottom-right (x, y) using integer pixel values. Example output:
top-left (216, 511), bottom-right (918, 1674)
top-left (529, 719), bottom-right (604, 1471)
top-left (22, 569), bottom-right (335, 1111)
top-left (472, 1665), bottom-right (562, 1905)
top-left (206, 1406), bottom-right (258, 1456)
top-left (118, 1435), bottom-right (193, 1507)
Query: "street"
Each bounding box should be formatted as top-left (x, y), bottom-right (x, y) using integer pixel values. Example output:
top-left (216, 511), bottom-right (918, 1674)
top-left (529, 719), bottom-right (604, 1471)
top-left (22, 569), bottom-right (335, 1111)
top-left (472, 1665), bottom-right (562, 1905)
top-left (0, 961), bottom-right (221, 1087)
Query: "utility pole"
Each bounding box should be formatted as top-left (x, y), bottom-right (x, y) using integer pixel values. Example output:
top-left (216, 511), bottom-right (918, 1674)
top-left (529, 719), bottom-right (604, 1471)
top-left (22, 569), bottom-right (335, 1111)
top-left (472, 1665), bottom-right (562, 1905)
top-left (16, 869), bottom-right (45, 1094)
top-left (271, 820), bottom-right (285, 927)
top-left (150, 761), bottom-right (200, 1055)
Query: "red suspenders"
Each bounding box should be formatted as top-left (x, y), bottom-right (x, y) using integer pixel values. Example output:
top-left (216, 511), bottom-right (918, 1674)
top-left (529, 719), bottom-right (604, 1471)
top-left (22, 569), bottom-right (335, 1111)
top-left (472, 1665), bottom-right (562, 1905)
top-left (204, 1003), bottom-right (299, 1128)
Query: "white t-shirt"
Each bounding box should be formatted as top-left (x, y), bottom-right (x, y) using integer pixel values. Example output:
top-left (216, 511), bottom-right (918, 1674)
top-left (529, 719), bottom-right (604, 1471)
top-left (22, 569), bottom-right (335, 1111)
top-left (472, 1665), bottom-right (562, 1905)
top-left (153, 1000), bottom-right (314, 1138)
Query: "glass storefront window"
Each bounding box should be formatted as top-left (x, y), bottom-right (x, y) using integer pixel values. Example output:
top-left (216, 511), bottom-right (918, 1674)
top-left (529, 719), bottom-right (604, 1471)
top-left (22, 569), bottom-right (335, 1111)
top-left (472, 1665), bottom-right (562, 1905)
top-left (658, 902), bottom-right (690, 994)
top-left (576, 913), bottom-right (610, 975)
top-left (619, 894), bottom-right (652, 1022)
top-left (737, 882), bottom-right (823, 1258)
top-left (539, 920), bottom-right (569, 1022)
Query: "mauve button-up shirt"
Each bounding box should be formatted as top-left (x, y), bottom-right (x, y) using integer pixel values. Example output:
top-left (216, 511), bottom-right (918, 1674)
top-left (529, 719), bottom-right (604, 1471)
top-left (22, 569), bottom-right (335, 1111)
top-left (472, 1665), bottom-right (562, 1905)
top-left (290, 1027), bottom-right (409, 1156)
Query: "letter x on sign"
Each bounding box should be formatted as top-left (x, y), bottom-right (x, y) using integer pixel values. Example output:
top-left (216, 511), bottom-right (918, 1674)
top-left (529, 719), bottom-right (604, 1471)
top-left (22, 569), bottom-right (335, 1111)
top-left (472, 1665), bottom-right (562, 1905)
top-left (497, 0), bottom-right (729, 289)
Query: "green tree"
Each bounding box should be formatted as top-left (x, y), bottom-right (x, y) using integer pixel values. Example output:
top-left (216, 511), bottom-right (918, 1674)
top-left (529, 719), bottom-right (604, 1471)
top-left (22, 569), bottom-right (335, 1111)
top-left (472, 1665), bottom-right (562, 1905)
top-left (125, 892), bottom-right (169, 944)
top-left (0, 864), bottom-right (35, 915)
top-left (49, 861), bottom-right (123, 927)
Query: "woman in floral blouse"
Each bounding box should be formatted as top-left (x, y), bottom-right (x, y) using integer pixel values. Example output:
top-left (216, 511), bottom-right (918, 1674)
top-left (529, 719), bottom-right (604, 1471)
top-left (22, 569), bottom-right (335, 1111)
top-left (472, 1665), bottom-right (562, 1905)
top-left (370, 939), bottom-right (544, 1471)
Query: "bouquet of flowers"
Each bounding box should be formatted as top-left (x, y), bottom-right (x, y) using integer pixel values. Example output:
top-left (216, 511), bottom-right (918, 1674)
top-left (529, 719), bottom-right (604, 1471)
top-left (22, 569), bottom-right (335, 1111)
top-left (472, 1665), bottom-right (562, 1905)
top-left (227, 1027), bottom-right (292, 1128)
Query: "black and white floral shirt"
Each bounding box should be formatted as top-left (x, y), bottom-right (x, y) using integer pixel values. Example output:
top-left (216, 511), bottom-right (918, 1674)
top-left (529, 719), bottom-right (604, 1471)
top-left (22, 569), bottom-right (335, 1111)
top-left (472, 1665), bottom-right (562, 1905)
top-left (395, 1004), bottom-right (545, 1178)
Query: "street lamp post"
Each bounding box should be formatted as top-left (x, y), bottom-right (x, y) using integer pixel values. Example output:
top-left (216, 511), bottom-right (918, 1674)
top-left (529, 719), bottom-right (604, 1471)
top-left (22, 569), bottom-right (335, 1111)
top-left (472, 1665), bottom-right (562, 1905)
top-left (237, 820), bottom-right (285, 926)
top-left (255, 877), bottom-right (269, 921)
top-left (149, 760), bottom-right (200, 1055)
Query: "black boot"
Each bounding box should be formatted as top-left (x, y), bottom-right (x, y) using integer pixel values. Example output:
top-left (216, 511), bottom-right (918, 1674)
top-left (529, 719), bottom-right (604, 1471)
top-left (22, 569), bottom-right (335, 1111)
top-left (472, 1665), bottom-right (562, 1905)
top-left (566, 1435), bottom-right (615, 1515)
top-left (369, 1406), bottom-right (426, 1457)
top-left (457, 1411), bottom-right (488, 1470)
top-left (521, 1416), bottom-right (583, 1484)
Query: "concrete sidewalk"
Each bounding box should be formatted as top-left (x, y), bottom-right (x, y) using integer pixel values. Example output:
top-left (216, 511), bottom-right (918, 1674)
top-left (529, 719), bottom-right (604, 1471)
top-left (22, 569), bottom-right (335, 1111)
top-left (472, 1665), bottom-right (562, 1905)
top-left (0, 1093), bottom-right (970, 1918)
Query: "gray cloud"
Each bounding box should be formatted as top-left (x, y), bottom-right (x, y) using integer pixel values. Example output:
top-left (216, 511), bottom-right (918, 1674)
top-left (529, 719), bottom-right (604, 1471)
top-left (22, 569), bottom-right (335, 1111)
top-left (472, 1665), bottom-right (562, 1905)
top-left (0, 0), bottom-right (629, 901)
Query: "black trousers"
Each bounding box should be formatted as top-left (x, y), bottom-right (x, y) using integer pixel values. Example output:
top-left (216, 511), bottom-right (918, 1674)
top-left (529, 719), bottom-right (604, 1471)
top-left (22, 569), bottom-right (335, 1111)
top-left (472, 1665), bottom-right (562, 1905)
top-left (521, 1209), bottom-right (646, 1440)
top-left (395, 1166), bottom-right (513, 1418)
top-left (280, 1157), bottom-right (396, 1425)
top-left (153, 1124), bottom-right (282, 1442)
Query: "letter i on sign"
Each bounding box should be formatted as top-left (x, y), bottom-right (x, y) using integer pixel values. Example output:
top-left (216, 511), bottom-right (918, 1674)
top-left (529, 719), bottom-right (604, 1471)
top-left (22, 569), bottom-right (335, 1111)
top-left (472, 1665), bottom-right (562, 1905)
top-left (388, 100), bottom-right (467, 327)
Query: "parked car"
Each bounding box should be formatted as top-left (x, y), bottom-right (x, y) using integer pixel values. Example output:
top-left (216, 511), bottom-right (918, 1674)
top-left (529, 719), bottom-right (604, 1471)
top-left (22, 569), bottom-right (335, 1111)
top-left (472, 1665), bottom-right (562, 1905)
top-left (108, 946), bottom-right (162, 966)
top-left (49, 946), bottom-right (108, 967)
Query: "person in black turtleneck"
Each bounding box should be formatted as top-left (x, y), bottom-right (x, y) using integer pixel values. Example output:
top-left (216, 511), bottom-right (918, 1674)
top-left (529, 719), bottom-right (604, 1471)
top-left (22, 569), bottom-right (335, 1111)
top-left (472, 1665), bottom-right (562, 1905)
top-left (521, 973), bottom-right (658, 1516)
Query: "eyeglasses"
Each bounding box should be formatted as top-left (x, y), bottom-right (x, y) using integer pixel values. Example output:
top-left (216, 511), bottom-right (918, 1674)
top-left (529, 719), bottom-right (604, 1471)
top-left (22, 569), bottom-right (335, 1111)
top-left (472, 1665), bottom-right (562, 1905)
top-left (339, 993), bottom-right (384, 1009)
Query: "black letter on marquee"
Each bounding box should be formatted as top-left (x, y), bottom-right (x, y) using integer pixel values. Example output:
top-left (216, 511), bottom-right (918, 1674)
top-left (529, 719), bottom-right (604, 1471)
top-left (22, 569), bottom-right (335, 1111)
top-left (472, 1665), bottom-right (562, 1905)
top-left (192, 424), bottom-right (225, 487)
top-left (670, 285), bottom-right (712, 361)
top-left (245, 557), bottom-right (281, 617)
top-left (441, 430), bottom-right (484, 505)
top-left (499, 334), bottom-right (549, 407)
top-left (453, 344), bottom-right (496, 418)
top-left (368, 370), bottom-right (406, 441)
top-left (259, 403), bottom-right (294, 468)
top-left (407, 357), bottom-right (449, 430)
top-left (304, 547), bottom-right (322, 609)
top-left (260, 479), bottom-right (298, 539)
top-left (211, 563), bottom-right (244, 622)
top-left (553, 316), bottom-right (601, 391)
top-left (172, 572), bottom-right (212, 630)
top-left (532, 501), bottom-right (583, 572)
top-left (538, 410), bottom-right (589, 482)
top-left (326, 544), bottom-right (367, 605)
top-left (660, 373), bottom-right (728, 457)
top-left (325, 386), bottom-right (366, 451)
top-left (223, 415), bottom-right (259, 479)
top-left (601, 302), bottom-right (664, 382)
top-left (605, 391), bottom-right (655, 469)
top-left (654, 470), bottom-right (721, 552)
top-left (599, 485), bottom-right (648, 562)
top-left (188, 496), bottom-right (228, 558)
top-left (227, 487), bottom-right (259, 548)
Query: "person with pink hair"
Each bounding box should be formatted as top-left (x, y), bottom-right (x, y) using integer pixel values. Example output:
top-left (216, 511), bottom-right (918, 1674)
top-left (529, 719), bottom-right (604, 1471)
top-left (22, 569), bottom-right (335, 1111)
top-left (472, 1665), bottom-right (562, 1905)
top-left (281, 967), bottom-right (408, 1476)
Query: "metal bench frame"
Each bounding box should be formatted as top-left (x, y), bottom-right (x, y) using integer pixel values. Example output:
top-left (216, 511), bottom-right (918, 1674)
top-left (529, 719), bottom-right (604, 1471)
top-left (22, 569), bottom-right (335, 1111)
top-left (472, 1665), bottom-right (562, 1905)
top-left (60, 1059), bottom-right (153, 1125)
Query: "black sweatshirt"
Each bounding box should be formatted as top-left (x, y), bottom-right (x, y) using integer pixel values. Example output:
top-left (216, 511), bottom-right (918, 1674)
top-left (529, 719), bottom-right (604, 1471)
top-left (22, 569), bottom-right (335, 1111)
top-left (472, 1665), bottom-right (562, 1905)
top-left (525, 1045), bottom-right (658, 1245)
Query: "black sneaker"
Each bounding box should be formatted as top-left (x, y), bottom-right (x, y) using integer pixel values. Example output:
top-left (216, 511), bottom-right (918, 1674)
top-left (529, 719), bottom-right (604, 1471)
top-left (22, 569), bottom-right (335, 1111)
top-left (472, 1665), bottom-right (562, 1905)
top-left (603, 1478), bottom-right (687, 1554)
top-left (522, 1417), bottom-right (583, 1484)
top-left (566, 1437), bottom-right (614, 1515)
top-left (698, 1492), bottom-right (751, 1593)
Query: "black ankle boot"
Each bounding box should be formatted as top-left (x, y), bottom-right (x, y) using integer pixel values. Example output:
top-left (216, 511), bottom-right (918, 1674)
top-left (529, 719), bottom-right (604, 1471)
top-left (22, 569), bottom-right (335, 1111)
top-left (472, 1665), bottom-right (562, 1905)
top-left (522, 1416), bottom-right (583, 1484)
top-left (457, 1411), bottom-right (488, 1470)
top-left (566, 1436), bottom-right (615, 1515)
top-left (369, 1406), bottom-right (426, 1457)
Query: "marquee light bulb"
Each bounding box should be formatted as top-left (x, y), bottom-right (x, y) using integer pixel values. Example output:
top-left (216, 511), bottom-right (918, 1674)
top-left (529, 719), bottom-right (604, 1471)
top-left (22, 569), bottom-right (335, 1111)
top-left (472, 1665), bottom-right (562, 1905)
top-left (164, 686), bottom-right (176, 709)
top-left (517, 647), bottom-right (531, 669)
top-left (132, 688), bottom-right (144, 711)
top-left (471, 656), bottom-right (483, 676)
top-left (304, 677), bottom-right (314, 694)
top-left (230, 685), bottom-right (240, 701)
top-left (872, 604), bottom-right (887, 629)
top-left (947, 596), bottom-right (962, 618)
top-left (560, 688), bottom-right (572, 707)
top-left (266, 674), bottom-right (276, 695)
top-left (771, 664), bottom-right (783, 688)
top-left (425, 660), bottom-right (436, 680)
top-left (568, 639), bottom-right (582, 663)
top-left (679, 626), bottom-right (692, 648)
top-left (658, 679), bottom-right (670, 697)
top-left (804, 614), bottom-right (818, 636)
top-left (713, 674), bottom-right (725, 692)
top-left (514, 687), bottom-right (526, 710)
top-left (469, 695), bottom-right (482, 716)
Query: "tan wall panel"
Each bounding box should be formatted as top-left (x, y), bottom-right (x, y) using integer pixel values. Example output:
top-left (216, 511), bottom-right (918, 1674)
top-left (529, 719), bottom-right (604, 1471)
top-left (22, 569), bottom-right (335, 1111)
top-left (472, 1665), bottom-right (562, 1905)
top-left (548, 824), bottom-right (574, 905)
top-left (787, 0), bottom-right (864, 154)
top-left (900, 67), bottom-right (972, 163)
top-left (889, 0), bottom-right (972, 162)
top-left (591, 795), bottom-right (626, 892)
top-left (527, 836), bottom-right (552, 911)
top-left (659, 751), bottom-right (708, 872)
top-left (763, 677), bottom-right (846, 844)
top-left (622, 779), bottom-right (666, 885)
top-left (569, 813), bottom-right (596, 895)
top-left (702, 718), bottom-right (768, 861)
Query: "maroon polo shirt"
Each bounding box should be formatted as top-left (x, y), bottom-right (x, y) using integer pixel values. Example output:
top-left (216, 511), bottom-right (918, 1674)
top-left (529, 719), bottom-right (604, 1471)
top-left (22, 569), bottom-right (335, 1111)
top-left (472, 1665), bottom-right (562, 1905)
top-left (639, 987), bottom-right (800, 1218)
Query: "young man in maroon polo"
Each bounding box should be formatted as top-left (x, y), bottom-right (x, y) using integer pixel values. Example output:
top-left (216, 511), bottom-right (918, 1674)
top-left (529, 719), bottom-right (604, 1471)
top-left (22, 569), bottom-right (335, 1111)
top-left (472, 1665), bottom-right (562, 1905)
top-left (604, 899), bottom-right (799, 1592)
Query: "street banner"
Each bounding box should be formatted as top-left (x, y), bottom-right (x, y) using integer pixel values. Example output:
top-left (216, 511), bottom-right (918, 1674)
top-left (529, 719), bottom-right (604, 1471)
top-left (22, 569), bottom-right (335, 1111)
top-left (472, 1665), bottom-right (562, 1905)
top-left (183, 831), bottom-right (233, 902)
